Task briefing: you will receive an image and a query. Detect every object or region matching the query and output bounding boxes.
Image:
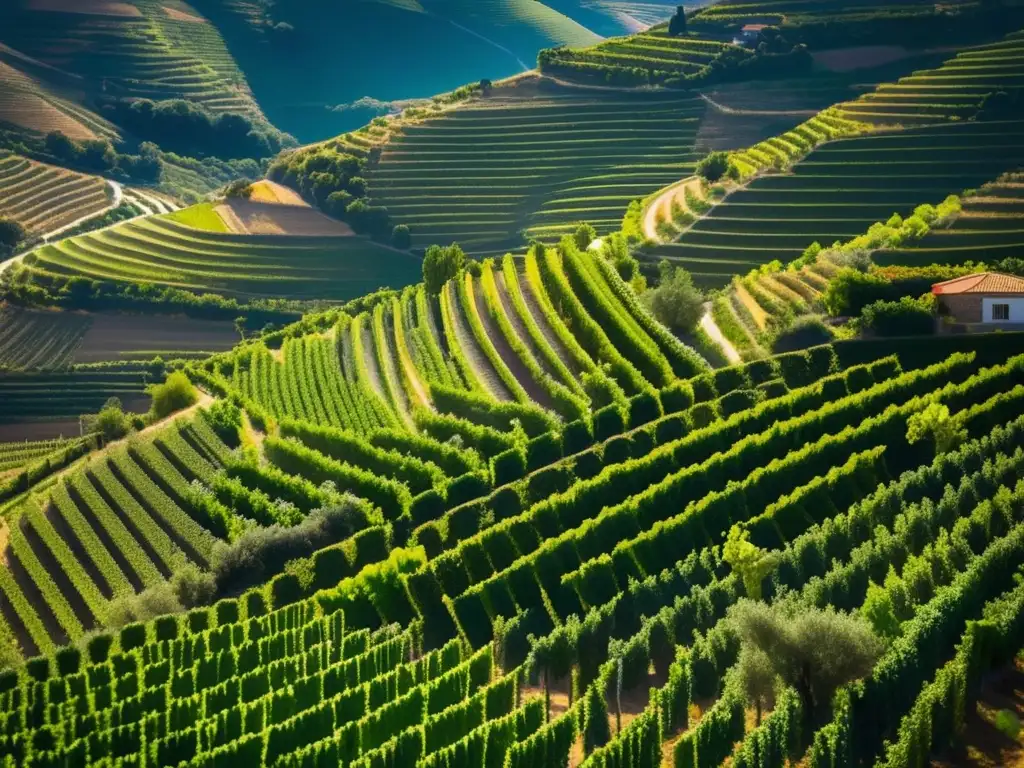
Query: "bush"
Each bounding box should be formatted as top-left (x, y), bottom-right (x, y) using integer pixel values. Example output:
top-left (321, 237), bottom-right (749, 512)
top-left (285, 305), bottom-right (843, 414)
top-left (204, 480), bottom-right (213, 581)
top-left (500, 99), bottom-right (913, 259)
top-left (212, 501), bottom-right (369, 595)
top-left (628, 391), bottom-right (663, 428)
top-left (148, 371), bottom-right (198, 420)
top-left (696, 151), bottom-right (732, 183)
top-left (643, 261), bottom-right (704, 334)
top-left (0, 217), bottom-right (25, 250)
top-left (392, 224), bottom-right (412, 250)
top-left (861, 295), bottom-right (935, 337)
top-left (772, 316), bottom-right (833, 353)
top-left (55, 646), bottom-right (81, 676)
top-left (423, 243), bottom-right (465, 295)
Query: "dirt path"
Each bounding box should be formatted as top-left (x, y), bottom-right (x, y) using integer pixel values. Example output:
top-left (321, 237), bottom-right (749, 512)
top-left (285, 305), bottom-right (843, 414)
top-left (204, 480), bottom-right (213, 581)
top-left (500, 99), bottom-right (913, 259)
top-left (472, 275), bottom-right (551, 408)
top-left (699, 302), bottom-right (741, 365)
top-left (513, 266), bottom-right (581, 376)
top-left (494, 271), bottom-right (557, 380)
top-left (445, 282), bottom-right (512, 401)
top-left (642, 176), bottom-right (702, 242)
top-left (360, 324), bottom-right (389, 404)
top-left (699, 92), bottom-right (817, 117)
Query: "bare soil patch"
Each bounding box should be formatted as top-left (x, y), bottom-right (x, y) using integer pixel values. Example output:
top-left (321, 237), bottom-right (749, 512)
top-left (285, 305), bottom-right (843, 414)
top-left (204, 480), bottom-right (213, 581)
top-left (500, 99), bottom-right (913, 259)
top-left (813, 46), bottom-right (913, 72)
top-left (0, 420), bottom-right (82, 442)
top-left (162, 5), bottom-right (206, 23)
top-left (216, 199), bottom-right (354, 236)
top-left (248, 180), bottom-right (308, 206)
top-left (74, 312), bottom-right (238, 363)
top-left (28, 0), bottom-right (142, 16)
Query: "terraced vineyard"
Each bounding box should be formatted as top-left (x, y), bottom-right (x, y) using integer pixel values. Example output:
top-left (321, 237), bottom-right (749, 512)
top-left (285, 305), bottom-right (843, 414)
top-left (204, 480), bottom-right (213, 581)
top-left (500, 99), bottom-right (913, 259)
top-left (0, 196), bottom-right (1021, 768)
top-left (368, 86), bottom-right (706, 254)
top-left (0, 437), bottom-right (82, 476)
top-left (0, 365), bottom-right (150, 425)
top-left (0, 7), bottom-right (1023, 768)
top-left (645, 31), bottom-right (1024, 286)
top-left (0, 152), bottom-right (110, 237)
top-left (0, 305), bottom-right (93, 371)
top-left (17, 212), bottom-right (422, 303)
top-left (538, 25), bottom-right (737, 86)
top-left (0, 1), bottom-right (260, 117)
top-left (876, 171), bottom-right (1024, 267)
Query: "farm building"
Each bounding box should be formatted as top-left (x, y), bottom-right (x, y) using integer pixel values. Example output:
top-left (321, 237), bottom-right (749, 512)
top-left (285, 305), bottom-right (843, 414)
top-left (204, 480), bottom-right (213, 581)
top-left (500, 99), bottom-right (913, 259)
top-left (733, 24), bottom-right (768, 45)
top-left (933, 272), bottom-right (1024, 326)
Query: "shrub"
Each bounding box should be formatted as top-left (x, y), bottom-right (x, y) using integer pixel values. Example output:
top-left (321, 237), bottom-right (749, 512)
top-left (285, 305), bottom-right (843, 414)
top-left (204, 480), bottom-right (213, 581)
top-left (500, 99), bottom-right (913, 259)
top-left (861, 295), bottom-right (935, 337)
top-left (696, 151), bottom-right (731, 183)
top-left (392, 224), bottom-right (412, 250)
top-left (0, 217), bottom-right (25, 250)
top-left (660, 381), bottom-right (695, 414)
top-left (26, 657), bottom-right (49, 682)
top-left (772, 316), bottom-right (833, 353)
top-left (204, 400), bottom-right (242, 447)
top-left (148, 371), bottom-right (198, 420)
top-left (423, 243), bottom-right (465, 295)
top-left (643, 261), bottom-right (704, 334)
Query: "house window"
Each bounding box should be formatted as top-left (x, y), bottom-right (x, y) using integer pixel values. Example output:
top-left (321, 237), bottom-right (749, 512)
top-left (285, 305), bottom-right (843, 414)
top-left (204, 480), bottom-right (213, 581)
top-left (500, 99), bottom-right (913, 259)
top-left (992, 304), bottom-right (1010, 321)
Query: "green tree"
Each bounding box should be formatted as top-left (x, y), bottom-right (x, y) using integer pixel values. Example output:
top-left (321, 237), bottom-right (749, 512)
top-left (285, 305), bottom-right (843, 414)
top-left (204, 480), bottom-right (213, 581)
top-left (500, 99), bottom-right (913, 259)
top-left (906, 402), bottom-right (966, 456)
top-left (92, 398), bottom-right (131, 443)
top-left (668, 5), bottom-right (687, 36)
top-left (722, 526), bottom-right (779, 600)
top-left (573, 222), bottom-right (598, 251)
top-left (728, 599), bottom-right (883, 725)
top-left (642, 260), bottom-right (704, 334)
top-left (696, 151), bottom-right (731, 183)
top-left (736, 645), bottom-right (778, 726)
top-left (148, 371), bottom-right (198, 420)
top-left (422, 243), bottom-right (466, 295)
top-left (0, 217), bottom-right (25, 250)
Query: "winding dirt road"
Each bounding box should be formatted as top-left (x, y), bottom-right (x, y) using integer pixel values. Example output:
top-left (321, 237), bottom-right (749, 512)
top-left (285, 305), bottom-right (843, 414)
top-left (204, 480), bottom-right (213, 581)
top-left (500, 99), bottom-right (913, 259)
top-left (699, 303), bottom-right (741, 365)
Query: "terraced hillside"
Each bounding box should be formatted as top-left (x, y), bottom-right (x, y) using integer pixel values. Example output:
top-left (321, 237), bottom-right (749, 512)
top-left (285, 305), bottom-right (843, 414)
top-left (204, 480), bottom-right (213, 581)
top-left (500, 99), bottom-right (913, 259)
top-left (874, 172), bottom-right (1024, 267)
top-left (0, 365), bottom-right (150, 426)
top-left (645, 31), bottom-right (1024, 286)
top-left (0, 305), bottom-right (93, 370)
top-left (0, 0), bottom-right (261, 118)
top-left (0, 436), bottom-right (83, 477)
top-left (0, 152), bottom-right (110, 237)
top-left (16, 210), bottom-right (422, 303)
top-left (0, 243), bottom-right (1021, 766)
top-left (188, 0), bottom-right (602, 140)
top-left (0, 54), bottom-right (117, 142)
top-left (368, 85), bottom-right (706, 255)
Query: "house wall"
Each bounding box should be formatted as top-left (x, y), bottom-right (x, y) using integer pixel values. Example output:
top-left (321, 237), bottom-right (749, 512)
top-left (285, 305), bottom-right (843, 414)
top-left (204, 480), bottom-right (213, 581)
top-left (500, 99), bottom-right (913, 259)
top-left (939, 294), bottom-right (982, 323)
top-left (982, 297), bottom-right (1024, 323)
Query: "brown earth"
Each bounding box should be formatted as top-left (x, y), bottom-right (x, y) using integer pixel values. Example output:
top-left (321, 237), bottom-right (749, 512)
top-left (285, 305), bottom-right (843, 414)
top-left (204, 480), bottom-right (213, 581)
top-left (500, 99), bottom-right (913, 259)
top-left (27, 0), bottom-right (142, 16)
top-left (0, 78), bottom-right (97, 140)
top-left (812, 46), bottom-right (913, 72)
top-left (162, 5), bottom-right (206, 23)
top-left (73, 313), bottom-right (239, 363)
top-left (248, 180), bottom-right (308, 206)
top-left (216, 199), bottom-right (355, 236)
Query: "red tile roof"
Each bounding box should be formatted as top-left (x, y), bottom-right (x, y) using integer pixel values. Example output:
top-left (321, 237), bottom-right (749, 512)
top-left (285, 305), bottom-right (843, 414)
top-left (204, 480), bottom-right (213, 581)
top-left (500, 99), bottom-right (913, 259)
top-left (932, 272), bottom-right (1024, 296)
